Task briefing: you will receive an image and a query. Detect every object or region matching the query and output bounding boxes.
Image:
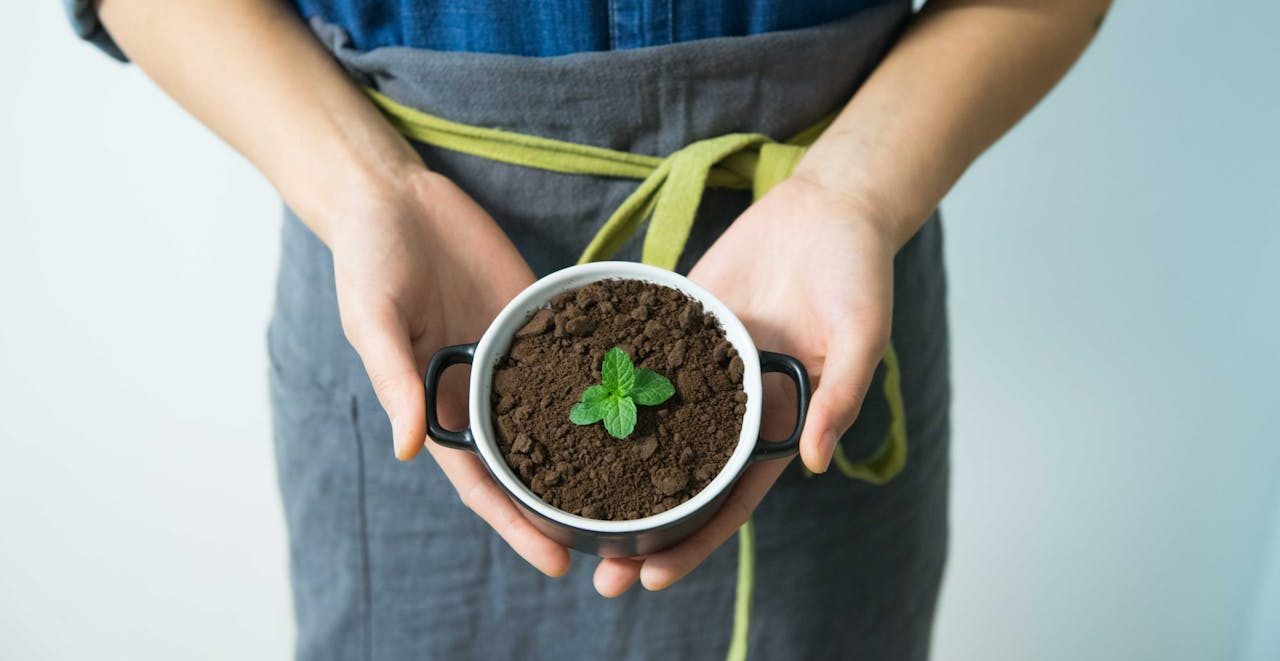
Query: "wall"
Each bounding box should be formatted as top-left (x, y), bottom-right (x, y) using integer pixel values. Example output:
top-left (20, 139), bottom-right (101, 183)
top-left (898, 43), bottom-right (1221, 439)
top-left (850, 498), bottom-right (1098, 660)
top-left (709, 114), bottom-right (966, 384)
top-left (1, 2), bottom-right (1275, 659)
top-left (0, 5), bottom-right (289, 658)
top-left (931, 2), bottom-right (1280, 659)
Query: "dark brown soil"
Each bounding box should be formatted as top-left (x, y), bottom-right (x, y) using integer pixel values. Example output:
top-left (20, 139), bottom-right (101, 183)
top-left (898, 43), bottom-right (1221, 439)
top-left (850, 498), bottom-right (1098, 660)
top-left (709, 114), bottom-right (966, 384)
top-left (490, 279), bottom-right (747, 520)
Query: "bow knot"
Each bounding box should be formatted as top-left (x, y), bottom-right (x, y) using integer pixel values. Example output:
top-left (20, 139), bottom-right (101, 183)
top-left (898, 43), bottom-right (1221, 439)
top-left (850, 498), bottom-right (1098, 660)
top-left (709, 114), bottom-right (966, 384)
top-left (580, 134), bottom-right (807, 269)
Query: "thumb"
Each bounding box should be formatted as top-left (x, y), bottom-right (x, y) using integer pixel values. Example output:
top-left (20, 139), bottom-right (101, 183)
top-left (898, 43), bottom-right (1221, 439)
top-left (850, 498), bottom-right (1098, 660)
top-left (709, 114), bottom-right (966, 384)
top-left (344, 305), bottom-right (427, 461)
top-left (800, 326), bottom-right (887, 474)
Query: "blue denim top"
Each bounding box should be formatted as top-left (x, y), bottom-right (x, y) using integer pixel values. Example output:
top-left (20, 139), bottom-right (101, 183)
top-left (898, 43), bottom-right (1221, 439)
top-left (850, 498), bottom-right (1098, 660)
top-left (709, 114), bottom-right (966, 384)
top-left (290, 0), bottom-right (885, 55)
top-left (67, 0), bottom-right (885, 60)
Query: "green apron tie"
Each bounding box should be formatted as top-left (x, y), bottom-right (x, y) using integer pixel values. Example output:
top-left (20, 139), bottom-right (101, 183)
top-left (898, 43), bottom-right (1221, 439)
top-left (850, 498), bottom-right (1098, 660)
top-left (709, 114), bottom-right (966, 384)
top-left (368, 88), bottom-right (907, 660)
top-left (580, 134), bottom-right (807, 269)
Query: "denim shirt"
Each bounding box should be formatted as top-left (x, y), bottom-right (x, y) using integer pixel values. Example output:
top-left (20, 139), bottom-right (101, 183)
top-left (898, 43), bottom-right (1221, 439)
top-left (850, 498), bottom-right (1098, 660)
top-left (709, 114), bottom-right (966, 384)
top-left (67, 0), bottom-right (885, 60)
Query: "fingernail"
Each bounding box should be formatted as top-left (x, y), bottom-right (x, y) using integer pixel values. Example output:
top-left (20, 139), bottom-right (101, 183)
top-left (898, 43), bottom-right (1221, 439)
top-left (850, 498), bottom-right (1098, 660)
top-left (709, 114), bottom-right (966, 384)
top-left (389, 413), bottom-right (409, 461)
top-left (814, 430), bottom-right (836, 473)
top-left (544, 556), bottom-right (571, 578)
top-left (640, 568), bottom-right (671, 592)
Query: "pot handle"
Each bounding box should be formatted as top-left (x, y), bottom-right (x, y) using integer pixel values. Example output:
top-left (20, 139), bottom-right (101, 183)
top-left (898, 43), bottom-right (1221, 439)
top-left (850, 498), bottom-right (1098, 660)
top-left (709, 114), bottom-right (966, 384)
top-left (424, 342), bottom-right (478, 452)
top-left (750, 351), bottom-right (811, 462)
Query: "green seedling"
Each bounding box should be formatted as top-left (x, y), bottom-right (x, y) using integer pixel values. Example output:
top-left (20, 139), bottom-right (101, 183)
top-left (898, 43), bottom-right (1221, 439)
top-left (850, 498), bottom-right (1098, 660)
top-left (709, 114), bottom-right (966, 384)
top-left (569, 347), bottom-right (675, 439)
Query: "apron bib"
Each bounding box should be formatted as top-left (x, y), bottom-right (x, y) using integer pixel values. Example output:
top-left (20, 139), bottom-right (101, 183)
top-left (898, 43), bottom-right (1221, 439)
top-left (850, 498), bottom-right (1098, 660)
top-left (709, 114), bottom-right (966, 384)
top-left (268, 4), bottom-right (950, 659)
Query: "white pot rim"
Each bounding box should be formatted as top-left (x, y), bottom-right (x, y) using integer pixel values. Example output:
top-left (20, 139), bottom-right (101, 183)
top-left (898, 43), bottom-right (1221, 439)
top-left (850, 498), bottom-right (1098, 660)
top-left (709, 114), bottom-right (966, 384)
top-left (469, 262), bottom-right (763, 534)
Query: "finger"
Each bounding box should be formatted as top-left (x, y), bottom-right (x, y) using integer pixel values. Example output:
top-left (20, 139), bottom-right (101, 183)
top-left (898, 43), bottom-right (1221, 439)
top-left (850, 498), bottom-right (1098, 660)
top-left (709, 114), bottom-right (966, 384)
top-left (593, 557), bottom-right (643, 598)
top-left (430, 443), bottom-right (572, 577)
top-left (344, 304), bottom-right (428, 461)
top-left (800, 327), bottom-right (886, 474)
top-left (639, 460), bottom-right (787, 591)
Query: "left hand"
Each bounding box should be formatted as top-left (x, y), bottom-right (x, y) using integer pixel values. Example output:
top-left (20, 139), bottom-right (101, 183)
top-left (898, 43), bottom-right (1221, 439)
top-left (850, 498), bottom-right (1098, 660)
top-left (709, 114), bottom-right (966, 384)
top-left (592, 175), bottom-right (901, 596)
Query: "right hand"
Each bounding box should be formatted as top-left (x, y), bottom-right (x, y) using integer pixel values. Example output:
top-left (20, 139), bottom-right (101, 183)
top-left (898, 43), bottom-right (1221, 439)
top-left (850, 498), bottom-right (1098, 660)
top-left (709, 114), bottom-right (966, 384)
top-left (326, 169), bottom-right (571, 577)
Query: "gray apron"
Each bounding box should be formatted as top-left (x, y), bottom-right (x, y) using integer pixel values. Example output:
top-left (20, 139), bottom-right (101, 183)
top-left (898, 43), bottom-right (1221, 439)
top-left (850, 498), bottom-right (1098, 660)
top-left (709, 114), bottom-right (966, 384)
top-left (268, 3), bottom-right (950, 659)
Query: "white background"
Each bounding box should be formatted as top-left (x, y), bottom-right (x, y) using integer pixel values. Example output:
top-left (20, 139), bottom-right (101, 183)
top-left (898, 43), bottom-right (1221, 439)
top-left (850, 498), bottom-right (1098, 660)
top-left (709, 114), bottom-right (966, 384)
top-left (3, 2), bottom-right (1277, 659)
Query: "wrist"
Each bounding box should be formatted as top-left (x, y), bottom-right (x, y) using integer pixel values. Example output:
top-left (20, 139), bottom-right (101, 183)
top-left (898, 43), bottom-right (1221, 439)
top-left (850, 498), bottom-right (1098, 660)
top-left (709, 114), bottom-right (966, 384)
top-left (289, 146), bottom-right (432, 247)
top-left (778, 172), bottom-right (917, 251)
top-left (790, 125), bottom-right (941, 250)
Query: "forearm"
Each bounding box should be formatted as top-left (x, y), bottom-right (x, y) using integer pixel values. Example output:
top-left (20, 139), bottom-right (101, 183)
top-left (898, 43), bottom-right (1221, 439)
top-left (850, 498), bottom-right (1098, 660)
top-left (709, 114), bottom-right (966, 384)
top-left (794, 0), bottom-right (1110, 246)
top-left (97, 0), bottom-right (422, 243)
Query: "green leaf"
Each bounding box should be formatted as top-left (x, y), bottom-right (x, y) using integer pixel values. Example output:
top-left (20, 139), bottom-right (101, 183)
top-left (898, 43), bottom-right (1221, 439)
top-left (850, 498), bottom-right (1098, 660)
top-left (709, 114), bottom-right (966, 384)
top-left (600, 347), bottom-right (635, 395)
top-left (601, 396), bottom-right (637, 439)
top-left (580, 384), bottom-right (611, 406)
top-left (569, 402), bottom-right (603, 425)
top-left (630, 369), bottom-right (675, 406)
top-left (569, 385), bottom-right (611, 425)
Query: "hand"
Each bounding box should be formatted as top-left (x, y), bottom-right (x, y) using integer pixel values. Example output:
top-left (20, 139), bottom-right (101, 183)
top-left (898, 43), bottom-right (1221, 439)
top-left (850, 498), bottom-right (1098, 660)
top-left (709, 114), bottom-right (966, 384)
top-left (327, 169), bottom-right (572, 577)
top-left (592, 176), bottom-right (898, 595)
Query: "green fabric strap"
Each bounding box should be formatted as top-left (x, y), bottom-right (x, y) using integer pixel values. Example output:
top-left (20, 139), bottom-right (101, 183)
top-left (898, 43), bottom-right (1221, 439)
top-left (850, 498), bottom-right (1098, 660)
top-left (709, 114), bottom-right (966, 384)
top-left (367, 90), bottom-right (810, 272)
top-left (727, 516), bottom-right (755, 661)
top-left (832, 342), bottom-right (907, 483)
top-left (367, 88), bottom-right (908, 660)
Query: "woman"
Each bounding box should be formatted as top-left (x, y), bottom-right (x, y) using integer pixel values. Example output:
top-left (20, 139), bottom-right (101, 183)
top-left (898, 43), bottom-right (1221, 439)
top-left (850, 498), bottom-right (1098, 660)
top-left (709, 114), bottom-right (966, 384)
top-left (68, 0), bottom-right (1107, 658)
